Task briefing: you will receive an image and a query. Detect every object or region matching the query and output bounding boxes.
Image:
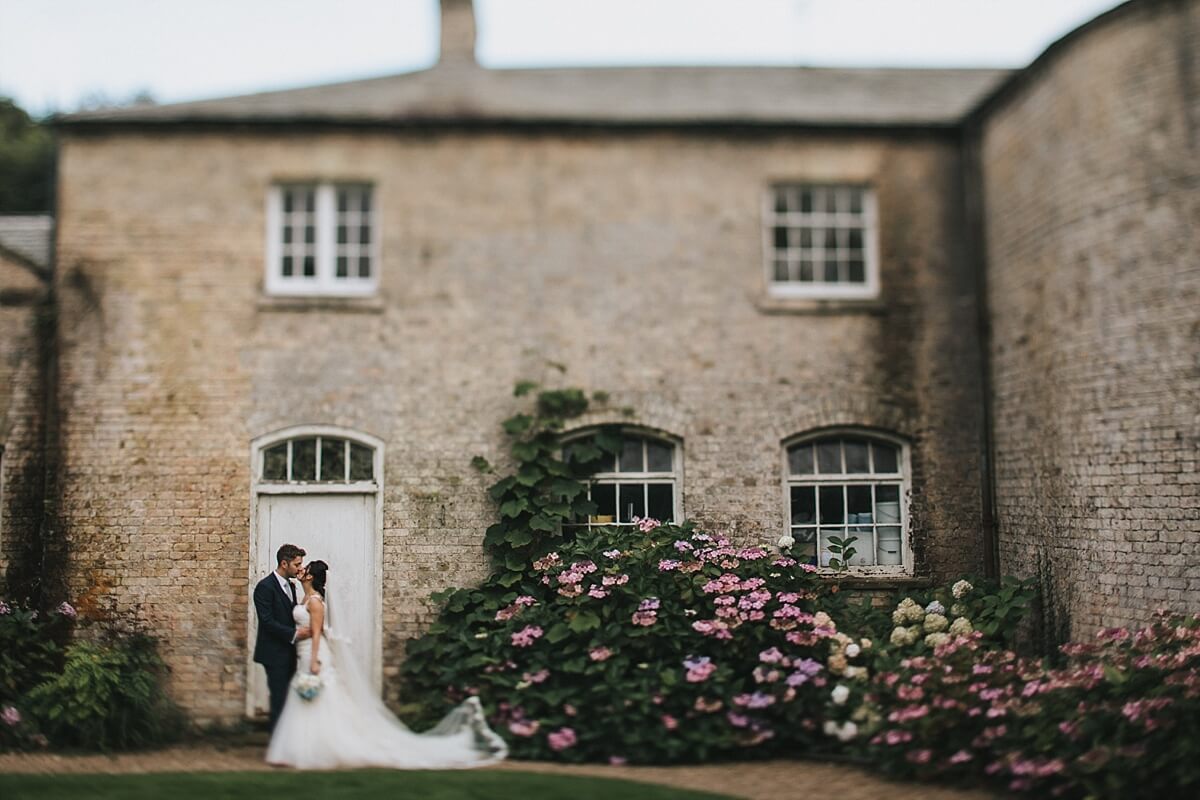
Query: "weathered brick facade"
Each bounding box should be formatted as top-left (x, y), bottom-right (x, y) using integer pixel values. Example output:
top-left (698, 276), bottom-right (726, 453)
top-left (0, 227), bottom-right (51, 598)
top-left (980, 0), bottom-right (1200, 639)
top-left (1, 0), bottom-right (1193, 722)
top-left (50, 130), bottom-right (985, 720)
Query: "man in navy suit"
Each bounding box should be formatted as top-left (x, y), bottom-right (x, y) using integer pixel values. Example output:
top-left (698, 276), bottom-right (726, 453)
top-left (254, 543), bottom-right (311, 732)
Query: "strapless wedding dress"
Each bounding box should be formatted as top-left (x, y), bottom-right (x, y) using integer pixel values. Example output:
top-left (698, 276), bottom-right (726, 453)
top-left (266, 600), bottom-right (507, 769)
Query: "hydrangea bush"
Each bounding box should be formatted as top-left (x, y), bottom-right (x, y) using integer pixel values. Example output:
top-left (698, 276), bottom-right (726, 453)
top-left (820, 591), bottom-right (1200, 797)
top-left (0, 598), bottom-right (74, 751)
top-left (404, 518), bottom-right (851, 763)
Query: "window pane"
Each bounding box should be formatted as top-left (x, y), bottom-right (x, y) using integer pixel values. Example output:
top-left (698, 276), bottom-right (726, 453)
top-left (292, 438), bottom-right (317, 481)
top-left (876, 485), bottom-right (901, 523)
top-left (646, 440), bottom-right (673, 472)
top-left (823, 258), bottom-right (839, 282)
top-left (846, 485), bottom-right (872, 521)
top-left (359, 190), bottom-right (371, 213)
top-left (282, 227), bottom-right (292, 244)
top-left (799, 228), bottom-right (812, 248)
top-left (337, 190), bottom-right (348, 213)
top-left (799, 260), bottom-right (814, 281)
top-left (846, 527), bottom-right (874, 566)
top-left (304, 190), bottom-right (315, 212)
top-left (817, 440), bottom-right (841, 474)
top-left (848, 259), bottom-right (865, 283)
top-left (873, 443), bottom-right (899, 473)
top-left (282, 256), bottom-right (294, 277)
top-left (791, 527), bottom-right (817, 566)
top-left (773, 259), bottom-right (789, 281)
top-left (358, 256), bottom-right (371, 278)
top-left (800, 189), bottom-right (813, 213)
top-left (304, 225), bottom-right (314, 244)
top-left (844, 439), bottom-right (869, 473)
top-left (349, 443), bottom-right (374, 481)
top-left (647, 484), bottom-right (674, 522)
top-left (303, 256), bottom-right (315, 277)
top-left (263, 443), bottom-right (288, 480)
top-left (359, 224), bottom-right (371, 245)
top-left (337, 225), bottom-right (348, 245)
top-left (590, 483), bottom-right (616, 523)
top-left (790, 485), bottom-right (816, 525)
top-left (819, 485), bottom-right (844, 524)
top-left (877, 526), bottom-right (903, 565)
top-left (788, 444), bottom-right (814, 474)
top-left (336, 256), bottom-right (348, 278)
top-left (773, 226), bottom-right (788, 250)
top-left (618, 484), bottom-right (646, 523)
top-left (848, 229), bottom-right (863, 249)
top-left (320, 438), bottom-right (346, 481)
top-left (849, 190), bottom-right (863, 214)
top-left (819, 529), bottom-right (842, 567)
top-left (283, 191), bottom-right (294, 213)
top-left (619, 438), bottom-right (644, 472)
top-left (773, 190), bottom-right (787, 213)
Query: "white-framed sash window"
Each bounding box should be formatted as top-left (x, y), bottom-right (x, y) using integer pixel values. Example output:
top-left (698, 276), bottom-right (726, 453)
top-left (784, 431), bottom-right (910, 572)
top-left (563, 431), bottom-right (681, 528)
top-left (265, 183), bottom-right (378, 296)
top-left (763, 184), bottom-right (879, 300)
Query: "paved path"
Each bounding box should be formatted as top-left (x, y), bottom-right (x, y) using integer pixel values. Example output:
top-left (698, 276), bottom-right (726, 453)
top-left (0, 744), bottom-right (1002, 800)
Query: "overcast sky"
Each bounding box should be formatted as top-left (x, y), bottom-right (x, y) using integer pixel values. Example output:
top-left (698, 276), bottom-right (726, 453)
top-left (1, 0), bottom-right (1123, 116)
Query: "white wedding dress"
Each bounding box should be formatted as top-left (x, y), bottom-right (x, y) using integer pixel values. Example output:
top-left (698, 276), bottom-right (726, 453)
top-left (266, 598), bottom-right (507, 769)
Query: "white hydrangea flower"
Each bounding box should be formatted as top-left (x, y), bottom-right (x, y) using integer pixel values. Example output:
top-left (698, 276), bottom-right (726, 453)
top-left (952, 580), bottom-right (973, 599)
top-left (950, 603), bottom-right (967, 618)
top-left (843, 666), bottom-right (868, 681)
top-left (924, 632), bottom-right (951, 648)
top-left (844, 643), bottom-right (861, 658)
top-left (949, 617), bottom-right (974, 636)
top-left (823, 720), bottom-right (839, 737)
top-left (925, 600), bottom-right (945, 615)
top-left (831, 685), bottom-right (850, 705)
top-left (859, 638), bottom-right (873, 650)
top-left (836, 721), bottom-right (859, 742)
top-left (923, 613), bottom-right (949, 633)
top-left (777, 534), bottom-right (795, 549)
top-left (889, 626), bottom-right (910, 647)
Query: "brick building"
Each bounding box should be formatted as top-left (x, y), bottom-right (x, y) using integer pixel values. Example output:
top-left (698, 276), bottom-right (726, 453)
top-left (0, 0), bottom-right (1195, 722)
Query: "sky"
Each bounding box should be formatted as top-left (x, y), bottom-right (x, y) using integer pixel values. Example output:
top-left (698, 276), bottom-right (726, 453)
top-left (1, 0), bottom-right (1124, 117)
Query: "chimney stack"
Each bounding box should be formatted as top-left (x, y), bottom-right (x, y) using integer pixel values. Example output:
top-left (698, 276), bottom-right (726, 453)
top-left (439, 0), bottom-right (477, 68)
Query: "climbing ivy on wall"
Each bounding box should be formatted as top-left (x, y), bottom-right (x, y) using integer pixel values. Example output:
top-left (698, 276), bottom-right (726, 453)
top-left (471, 382), bottom-right (621, 586)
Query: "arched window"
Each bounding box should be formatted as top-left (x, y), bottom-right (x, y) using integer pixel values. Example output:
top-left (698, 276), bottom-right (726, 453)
top-left (260, 434), bottom-right (376, 483)
top-left (564, 430), bottom-right (680, 528)
top-left (785, 432), bottom-right (907, 569)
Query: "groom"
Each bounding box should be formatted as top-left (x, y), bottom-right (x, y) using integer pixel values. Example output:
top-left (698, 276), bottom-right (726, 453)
top-left (253, 543), bottom-right (311, 732)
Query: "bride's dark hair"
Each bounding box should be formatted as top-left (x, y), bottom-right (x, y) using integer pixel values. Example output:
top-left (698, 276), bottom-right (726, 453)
top-left (306, 560), bottom-right (329, 597)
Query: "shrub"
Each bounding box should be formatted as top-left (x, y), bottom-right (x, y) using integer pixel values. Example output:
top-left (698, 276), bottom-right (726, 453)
top-left (26, 627), bottom-right (184, 751)
top-left (404, 519), bottom-right (849, 763)
top-left (0, 598), bottom-right (74, 751)
top-left (825, 597), bottom-right (1200, 798)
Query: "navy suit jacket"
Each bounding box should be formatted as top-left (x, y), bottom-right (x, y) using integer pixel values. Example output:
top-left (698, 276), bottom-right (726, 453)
top-left (253, 573), bottom-right (297, 666)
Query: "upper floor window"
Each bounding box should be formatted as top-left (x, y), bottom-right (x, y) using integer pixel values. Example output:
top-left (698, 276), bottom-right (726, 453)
top-left (266, 183), bottom-right (378, 296)
top-left (765, 185), bottom-right (878, 299)
top-left (564, 431), bottom-right (680, 528)
top-left (260, 435), bottom-right (376, 483)
top-left (785, 432), bottom-right (907, 570)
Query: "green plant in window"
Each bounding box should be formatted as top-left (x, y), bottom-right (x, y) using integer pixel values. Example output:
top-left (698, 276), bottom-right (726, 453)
top-left (825, 534), bottom-right (859, 572)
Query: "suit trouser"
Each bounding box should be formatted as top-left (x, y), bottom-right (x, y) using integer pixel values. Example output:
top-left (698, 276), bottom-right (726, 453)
top-left (263, 659), bottom-right (297, 732)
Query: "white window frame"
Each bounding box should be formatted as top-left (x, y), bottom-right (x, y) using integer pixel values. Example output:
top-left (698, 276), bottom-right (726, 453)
top-left (762, 184), bottom-right (880, 300)
top-left (265, 183), bottom-right (380, 297)
top-left (257, 433), bottom-right (379, 489)
top-left (782, 430), bottom-right (912, 575)
top-left (562, 429), bottom-right (683, 529)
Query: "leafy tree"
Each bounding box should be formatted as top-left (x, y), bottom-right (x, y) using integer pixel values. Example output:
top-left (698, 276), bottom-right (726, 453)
top-left (0, 98), bottom-right (55, 214)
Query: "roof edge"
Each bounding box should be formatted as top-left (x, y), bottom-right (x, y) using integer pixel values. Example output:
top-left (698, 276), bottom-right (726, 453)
top-left (966, 0), bottom-right (1161, 125)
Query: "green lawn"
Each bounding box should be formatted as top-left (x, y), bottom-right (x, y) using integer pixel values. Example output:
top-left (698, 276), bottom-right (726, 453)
top-left (0, 769), bottom-right (736, 800)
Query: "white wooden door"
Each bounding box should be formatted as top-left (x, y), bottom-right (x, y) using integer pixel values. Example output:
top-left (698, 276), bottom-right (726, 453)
top-left (248, 492), bottom-right (379, 716)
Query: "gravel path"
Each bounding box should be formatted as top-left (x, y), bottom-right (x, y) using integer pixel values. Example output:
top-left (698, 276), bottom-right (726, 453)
top-left (0, 744), bottom-right (1002, 800)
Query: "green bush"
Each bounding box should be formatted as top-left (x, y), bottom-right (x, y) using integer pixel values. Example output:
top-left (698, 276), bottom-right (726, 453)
top-left (26, 629), bottom-right (184, 751)
top-left (0, 599), bottom-right (73, 751)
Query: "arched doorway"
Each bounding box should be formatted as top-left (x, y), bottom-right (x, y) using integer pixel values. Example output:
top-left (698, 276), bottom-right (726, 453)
top-left (246, 426), bottom-right (384, 718)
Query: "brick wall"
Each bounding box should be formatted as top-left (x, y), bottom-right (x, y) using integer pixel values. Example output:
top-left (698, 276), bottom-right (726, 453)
top-left (981, 0), bottom-right (1200, 639)
top-left (0, 253), bottom-right (47, 596)
top-left (54, 128), bottom-right (986, 720)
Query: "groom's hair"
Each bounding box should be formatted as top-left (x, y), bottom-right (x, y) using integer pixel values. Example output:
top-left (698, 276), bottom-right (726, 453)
top-left (276, 543), bottom-right (306, 566)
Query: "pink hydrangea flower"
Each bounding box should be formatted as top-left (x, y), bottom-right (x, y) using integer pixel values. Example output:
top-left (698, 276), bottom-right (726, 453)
top-left (661, 714), bottom-right (679, 730)
top-left (547, 727), bottom-right (577, 751)
top-left (1, 706), bottom-right (21, 726)
top-left (587, 586), bottom-right (609, 599)
top-left (510, 625), bottom-right (544, 647)
top-left (508, 719), bottom-right (540, 737)
top-left (589, 647), bottom-right (613, 661)
top-left (56, 602), bottom-right (77, 619)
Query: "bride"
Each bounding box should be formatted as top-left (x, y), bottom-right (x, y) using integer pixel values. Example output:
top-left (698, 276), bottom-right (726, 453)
top-left (266, 560), bottom-right (507, 769)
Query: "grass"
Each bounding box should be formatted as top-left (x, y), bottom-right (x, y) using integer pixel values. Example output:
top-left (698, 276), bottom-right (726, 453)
top-left (0, 769), bottom-right (737, 800)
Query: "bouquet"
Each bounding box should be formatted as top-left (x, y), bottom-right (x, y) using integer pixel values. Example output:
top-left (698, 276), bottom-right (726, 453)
top-left (292, 672), bottom-right (323, 702)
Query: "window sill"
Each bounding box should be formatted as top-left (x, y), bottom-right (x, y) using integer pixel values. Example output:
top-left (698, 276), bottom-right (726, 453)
top-left (257, 294), bottom-right (385, 314)
top-left (753, 293), bottom-right (887, 316)
top-left (825, 573), bottom-right (932, 590)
